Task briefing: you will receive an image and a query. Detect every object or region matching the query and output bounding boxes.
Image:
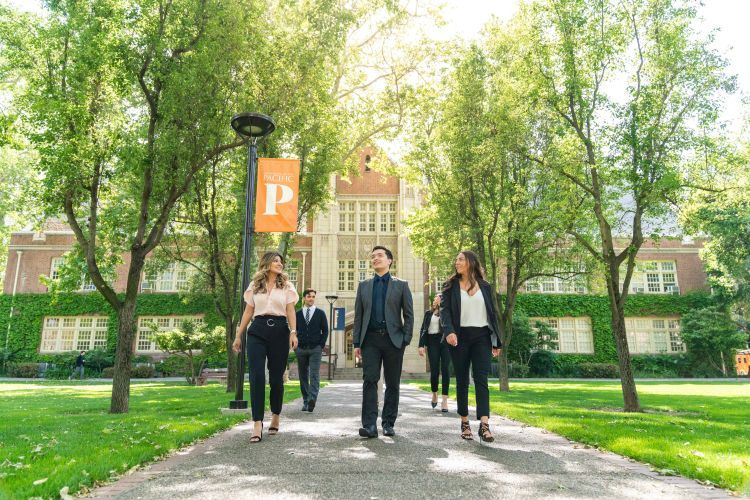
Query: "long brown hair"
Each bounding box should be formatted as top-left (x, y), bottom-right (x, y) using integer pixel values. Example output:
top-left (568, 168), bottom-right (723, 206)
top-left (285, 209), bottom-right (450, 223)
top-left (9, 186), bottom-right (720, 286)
top-left (442, 250), bottom-right (487, 293)
top-left (251, 251), bottom-right (290, 294)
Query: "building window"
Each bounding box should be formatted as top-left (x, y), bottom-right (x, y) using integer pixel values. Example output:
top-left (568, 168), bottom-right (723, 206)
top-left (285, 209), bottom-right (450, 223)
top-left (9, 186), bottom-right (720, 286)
top-left (530, 317), bottom-right (594, 354)
top-left (525, 276), bottom-right (587, 294)
top-left (337, 260), bottom-right (356, 291)
top-left (50, 257), bottom-right (65, 280)
top-left (365, 155), bottom-right (372, 171)
top-left (136, 316), bottom-right (205, 353)
top-left (379, 202), bottom-right (397, 233)
top-left (40, 316), bottom-right (109, 353)
top-left (625, 317), bottom-right (684, 354)
top-left (142, 262), bottom-right (194, 292)
top-left (339, 202), bottom-right (355, 232)
top-left (287, 260), bottom-right (299, 289)
top-left (622, 261), bottom-right (679, 294)
top-left (359, 202), bottom-right (377, 232)
top-left (358, 260), bottom-right (369, 282)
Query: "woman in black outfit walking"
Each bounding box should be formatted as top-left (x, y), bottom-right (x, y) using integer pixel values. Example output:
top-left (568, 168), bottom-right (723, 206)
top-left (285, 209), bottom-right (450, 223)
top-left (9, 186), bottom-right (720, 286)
top-left (441, 250), bottom-right (502, 442)
top-left (232, 251), bottom-right (299, 443)
top-left (418, 294), bottom-right (450, 412)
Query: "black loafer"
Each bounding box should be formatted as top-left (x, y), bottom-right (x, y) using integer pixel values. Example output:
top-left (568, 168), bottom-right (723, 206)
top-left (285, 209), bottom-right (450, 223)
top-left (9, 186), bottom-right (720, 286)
top-left (382, 424), bottom-right (395, 437)
top-left (307, 399), bottom-right (316, 412)
top-left (359, 425), bottom-right (378, 438)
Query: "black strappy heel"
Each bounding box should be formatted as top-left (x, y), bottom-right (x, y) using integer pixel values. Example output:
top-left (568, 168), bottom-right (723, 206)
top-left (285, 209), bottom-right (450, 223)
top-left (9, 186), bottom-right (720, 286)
top-left (460, 420), bottom-right (473, 440)
top-left (478, 422), bottom-right (494, 443)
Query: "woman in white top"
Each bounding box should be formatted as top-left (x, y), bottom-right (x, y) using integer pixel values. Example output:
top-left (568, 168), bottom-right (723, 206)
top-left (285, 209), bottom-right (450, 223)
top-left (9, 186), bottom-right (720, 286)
top-left (233, 252), bottom-right (299, 443)
top-left (418, 294), bottom-right (451, 412)
top-left (440, 250), bottom-right (502, 442)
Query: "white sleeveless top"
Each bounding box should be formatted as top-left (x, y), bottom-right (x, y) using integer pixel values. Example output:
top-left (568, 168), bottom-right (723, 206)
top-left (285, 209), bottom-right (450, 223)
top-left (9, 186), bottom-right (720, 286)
top-left (460, 288), bottom-right (489, 328)
top-left (428, 313), bottom-right (441, 334)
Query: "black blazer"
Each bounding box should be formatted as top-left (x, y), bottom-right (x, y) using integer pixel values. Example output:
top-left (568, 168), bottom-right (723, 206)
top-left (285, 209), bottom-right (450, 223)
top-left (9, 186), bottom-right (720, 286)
top-left (418, 310), bottom-right (440, 347)
top-left (295, 307), bottom-right (329, 348)
top-left (440, 280), bottom-right (503, 348)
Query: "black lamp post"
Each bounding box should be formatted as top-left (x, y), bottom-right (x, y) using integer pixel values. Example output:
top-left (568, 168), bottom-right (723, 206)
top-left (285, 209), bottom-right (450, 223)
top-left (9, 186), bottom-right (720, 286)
top-left (229, 112), bottom-right (276, 410)
top-left (325, 295), bottom-right (338, 380)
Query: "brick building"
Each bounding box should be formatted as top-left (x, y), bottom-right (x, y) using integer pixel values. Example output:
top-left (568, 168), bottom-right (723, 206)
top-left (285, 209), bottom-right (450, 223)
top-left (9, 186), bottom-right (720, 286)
top-left (2, 148), bottom-right (712, 368)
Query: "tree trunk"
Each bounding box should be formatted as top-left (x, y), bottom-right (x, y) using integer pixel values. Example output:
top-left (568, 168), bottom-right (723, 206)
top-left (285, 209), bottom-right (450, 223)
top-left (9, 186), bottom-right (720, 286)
top-left (720, 351), bottom-right (727, 377)
top-left (110, 301), bottom-right (137, 413)
top-left (498, 349), bottom-right (510, 391)
top-left (609, 299), bottom-right (641, 412)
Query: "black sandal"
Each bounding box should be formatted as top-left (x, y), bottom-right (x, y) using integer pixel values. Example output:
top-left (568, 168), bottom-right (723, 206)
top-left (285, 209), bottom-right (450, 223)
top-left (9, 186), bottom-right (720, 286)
top-left (250, 426), bottom-right (263, 443)
top-left (478, 422), bottom-right (494, 443)
top-left (460, 420), bottom-right (473, 440)
top-left (268, 426), bottom-right (279, 435)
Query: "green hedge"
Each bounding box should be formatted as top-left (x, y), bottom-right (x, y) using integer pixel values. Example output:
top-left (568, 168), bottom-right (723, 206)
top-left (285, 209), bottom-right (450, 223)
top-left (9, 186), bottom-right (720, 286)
top-left (0, 293), bottom-right (223, 362)
top-left (1, 291), bottom-right (713, 366)
top-left (514, 291), bottom-right (713, 364)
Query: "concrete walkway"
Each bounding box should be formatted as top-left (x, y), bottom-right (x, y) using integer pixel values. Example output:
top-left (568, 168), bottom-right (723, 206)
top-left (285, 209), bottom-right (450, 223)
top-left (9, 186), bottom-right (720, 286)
top-left (92, 382), bottom-right (731, 499)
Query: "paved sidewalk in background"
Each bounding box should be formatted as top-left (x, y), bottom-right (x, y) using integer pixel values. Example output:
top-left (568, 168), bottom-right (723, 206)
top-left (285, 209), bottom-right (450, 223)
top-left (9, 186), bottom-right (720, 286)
top-left (91, 382), bottom-right (732, 499)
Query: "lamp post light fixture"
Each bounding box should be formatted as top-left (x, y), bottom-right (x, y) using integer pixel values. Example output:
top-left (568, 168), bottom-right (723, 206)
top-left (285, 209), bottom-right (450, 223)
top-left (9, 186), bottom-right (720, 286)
top-left (229, 112), bottom-right (276, 410)
top-left (325, 295), bottom-right (338, 381)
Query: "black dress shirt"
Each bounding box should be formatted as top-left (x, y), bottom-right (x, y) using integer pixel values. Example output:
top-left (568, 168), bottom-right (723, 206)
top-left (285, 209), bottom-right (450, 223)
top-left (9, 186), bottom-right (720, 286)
top-left (368, 272), bottom-right (391, 331)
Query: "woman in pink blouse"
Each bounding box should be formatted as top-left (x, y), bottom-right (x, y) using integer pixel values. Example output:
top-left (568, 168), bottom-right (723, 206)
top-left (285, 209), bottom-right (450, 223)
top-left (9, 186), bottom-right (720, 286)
top-left (233, 251), bottom-right (299, 443)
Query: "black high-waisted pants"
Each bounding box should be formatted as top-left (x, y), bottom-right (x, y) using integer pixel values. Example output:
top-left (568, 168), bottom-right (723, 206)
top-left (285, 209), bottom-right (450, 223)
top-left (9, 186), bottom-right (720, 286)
top-left (448, 326), bottom-right (492, 419)
top-left (246, 315), bottom-right (290, 422)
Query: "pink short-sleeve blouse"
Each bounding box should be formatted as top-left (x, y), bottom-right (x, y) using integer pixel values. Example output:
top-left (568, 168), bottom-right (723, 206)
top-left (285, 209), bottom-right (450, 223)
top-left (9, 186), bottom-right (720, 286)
top-left (244, 282), bottom-right (299, 318)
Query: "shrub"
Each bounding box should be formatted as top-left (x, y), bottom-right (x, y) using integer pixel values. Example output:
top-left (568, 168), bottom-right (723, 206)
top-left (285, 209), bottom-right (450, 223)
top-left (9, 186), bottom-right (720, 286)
top-left (84, 349), bottom-right (114, 373)
top-left (508, 362), bottom-right (530, 378)
top-left (102, 367), bottom-right (115, 378)
top-left (131, 365), bottom-right (155, 378)
top-left (631, 354), bottom-right (689, 378)
top-left (8, 362), bottom-right (40, 378)
top-left (578, 363), bottom-right (620, 378)
top-left (553, 357), bottom-right (580, 377)
top-left (528, 350), bottom-right (557, 377)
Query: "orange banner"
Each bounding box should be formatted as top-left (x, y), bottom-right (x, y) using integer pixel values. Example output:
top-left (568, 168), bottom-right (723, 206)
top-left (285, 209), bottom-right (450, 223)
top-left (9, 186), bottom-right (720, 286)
top-left (255, 158), bottom-right (300, 233)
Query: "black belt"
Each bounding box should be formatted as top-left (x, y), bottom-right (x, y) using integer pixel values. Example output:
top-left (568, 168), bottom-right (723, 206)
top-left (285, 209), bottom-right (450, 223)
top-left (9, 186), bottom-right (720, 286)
top-left (367, 328), bottom-right (388, 335)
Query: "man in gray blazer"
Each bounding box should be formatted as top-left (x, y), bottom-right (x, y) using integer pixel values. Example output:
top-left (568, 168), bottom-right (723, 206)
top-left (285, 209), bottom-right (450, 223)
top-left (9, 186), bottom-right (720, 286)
top-left (353, 245), bottom-right (414, 438)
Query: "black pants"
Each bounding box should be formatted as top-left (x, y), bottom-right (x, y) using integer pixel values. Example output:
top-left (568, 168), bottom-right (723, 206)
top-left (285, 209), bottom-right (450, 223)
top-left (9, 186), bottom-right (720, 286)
top-left (361, 329), bottom-right (404, 428)
top-left (449, 326), bottom-right (491, 419)
top-left (426, 334), bottom-right (451, 395)
top-left (246, 315), bottom-right (289, 422)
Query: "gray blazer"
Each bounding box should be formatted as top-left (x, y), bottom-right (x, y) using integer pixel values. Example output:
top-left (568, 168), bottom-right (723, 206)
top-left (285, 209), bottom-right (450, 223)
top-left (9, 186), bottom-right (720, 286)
top-left (353, 275), bottom-right (414, 349)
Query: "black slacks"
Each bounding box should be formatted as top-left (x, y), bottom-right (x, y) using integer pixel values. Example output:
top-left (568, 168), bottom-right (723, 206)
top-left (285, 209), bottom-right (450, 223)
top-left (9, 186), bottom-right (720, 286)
top-left (246, 315), bottom-right (290, 422)
top-left (425, 334), bottom-right (451, 395)
top-left (449, 326), bottom-right (491, 419)
top-left (361, 329), bottom-right (404, 428)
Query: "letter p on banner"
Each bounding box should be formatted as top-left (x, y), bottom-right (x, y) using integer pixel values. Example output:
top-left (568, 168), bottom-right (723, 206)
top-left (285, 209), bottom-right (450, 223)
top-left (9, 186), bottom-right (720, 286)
top-left (255, 158), bottom-right (300, 233)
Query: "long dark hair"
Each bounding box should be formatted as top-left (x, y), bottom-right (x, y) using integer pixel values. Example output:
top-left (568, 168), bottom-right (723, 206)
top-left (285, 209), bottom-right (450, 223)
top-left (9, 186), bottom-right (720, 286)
top-left (442, 250), bottom-right (487, 293)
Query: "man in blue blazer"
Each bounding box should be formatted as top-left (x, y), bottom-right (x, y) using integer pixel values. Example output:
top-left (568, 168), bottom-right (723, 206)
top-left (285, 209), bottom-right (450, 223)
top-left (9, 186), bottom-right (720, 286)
top-left (296, 289), bottom-right (328, 412)
top-left (353, 246), bottom-right (414, 438)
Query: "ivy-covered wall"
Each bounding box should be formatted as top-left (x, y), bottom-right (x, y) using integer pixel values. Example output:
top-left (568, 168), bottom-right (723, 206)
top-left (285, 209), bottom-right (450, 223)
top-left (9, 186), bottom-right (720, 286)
top-left (0, 293), bottom-right (222, 361)
top-left (514, 291), bottom-right (714, 364)
top-left (1, 291), bottom-right (713, 364)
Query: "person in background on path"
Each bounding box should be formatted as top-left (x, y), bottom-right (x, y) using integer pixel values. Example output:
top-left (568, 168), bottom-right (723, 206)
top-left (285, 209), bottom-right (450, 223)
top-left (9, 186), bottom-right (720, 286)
top-left (441, 250), bottom-right (502, 442)
top-left (69, 351), bottom-right (85, 380)
top-left (419, 294), bottom-right (451, 412)
top-left (296, 288), bottom-right (328, 412)
top-left (353, 245), bottom-right (414, 438)
top-left (233, 251), bottom-right (299, 443)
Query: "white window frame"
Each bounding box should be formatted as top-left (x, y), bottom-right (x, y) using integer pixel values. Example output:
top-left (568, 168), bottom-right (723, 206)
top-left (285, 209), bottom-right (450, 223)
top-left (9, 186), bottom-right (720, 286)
top-left (339, 198), bottom-right (398, 235)
top-left (287, 259), bottom-right (299, 289)
top-left (136, 316), bottom-right (205, 353)
top-left (622, 261), bottom-right (679, 294)
top-left (525, 276), bottom-right (587, 294)
top-left (338, 202), bottom-right (355, 232)
top-left (337, 260), bottom-right (356, 292)
top-left (530, 316), bottom-right (594, 354)
top-left (142, 262), bottom-right (195, 292)
top-left (40, 316), bottom-right (109, 353)
top-left (625, 317), bottom-right (684, 354)
top-left (50, 257), bottom-right (65, 280)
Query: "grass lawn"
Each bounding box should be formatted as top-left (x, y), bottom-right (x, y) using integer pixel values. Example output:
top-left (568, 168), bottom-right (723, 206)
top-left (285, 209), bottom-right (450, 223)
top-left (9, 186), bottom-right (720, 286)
top-left (0, 379), bottom-right (303, 498)
top-left (411, 380), bottom-right (750, 494)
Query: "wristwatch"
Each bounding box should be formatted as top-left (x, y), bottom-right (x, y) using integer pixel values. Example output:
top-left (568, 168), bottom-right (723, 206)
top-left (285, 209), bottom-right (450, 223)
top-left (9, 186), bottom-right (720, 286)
top-left (289, 329), bottom-right (297, 335)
